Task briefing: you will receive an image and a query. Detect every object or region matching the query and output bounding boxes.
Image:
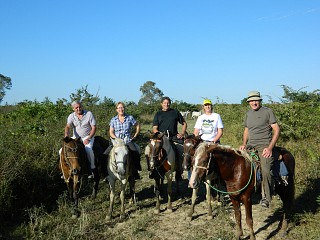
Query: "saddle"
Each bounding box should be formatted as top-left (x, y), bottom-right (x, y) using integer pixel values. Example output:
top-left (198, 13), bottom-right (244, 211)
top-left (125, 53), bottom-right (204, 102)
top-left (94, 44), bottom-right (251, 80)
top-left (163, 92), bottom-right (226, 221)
top-left (246, 146), bottom-right (289, 186)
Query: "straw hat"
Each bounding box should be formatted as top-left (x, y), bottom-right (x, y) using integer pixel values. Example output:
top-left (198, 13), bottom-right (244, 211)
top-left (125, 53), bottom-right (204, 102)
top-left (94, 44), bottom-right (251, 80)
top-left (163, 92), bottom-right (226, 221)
top-left (246, 91), bottom-right (262, 102)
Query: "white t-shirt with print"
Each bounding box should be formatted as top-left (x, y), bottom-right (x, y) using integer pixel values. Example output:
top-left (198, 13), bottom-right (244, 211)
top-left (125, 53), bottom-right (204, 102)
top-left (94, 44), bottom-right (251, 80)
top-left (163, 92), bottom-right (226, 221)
top-left (194, 113), bottom-right (224, 141)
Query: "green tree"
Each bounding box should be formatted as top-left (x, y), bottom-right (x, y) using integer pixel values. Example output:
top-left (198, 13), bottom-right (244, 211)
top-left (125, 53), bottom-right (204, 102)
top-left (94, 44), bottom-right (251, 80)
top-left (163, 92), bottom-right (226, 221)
top-left (138, 81), bottom-right (163, 105)
top-left (0, 74), bottom-right (12, 104)
top-left (281, 85), bottom-right (320, 103)
top-left (69, 85), bottom-right (100, 106)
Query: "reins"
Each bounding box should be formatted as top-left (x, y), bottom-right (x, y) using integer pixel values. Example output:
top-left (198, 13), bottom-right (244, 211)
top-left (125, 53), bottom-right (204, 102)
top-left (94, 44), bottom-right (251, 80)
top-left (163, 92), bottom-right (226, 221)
top-left (202, 152), bottom-right (255, 195)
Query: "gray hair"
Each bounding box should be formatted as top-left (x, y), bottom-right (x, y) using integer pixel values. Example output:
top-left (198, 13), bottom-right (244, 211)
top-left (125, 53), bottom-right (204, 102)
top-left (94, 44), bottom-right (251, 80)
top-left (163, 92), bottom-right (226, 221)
top-left (71, 100), bottom-right (81, 107)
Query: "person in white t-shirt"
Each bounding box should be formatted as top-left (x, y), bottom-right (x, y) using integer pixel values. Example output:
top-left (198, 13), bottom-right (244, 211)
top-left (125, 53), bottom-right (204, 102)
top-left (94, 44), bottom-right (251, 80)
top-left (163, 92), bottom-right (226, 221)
top-left (193, 99), bottom-right (224, 143)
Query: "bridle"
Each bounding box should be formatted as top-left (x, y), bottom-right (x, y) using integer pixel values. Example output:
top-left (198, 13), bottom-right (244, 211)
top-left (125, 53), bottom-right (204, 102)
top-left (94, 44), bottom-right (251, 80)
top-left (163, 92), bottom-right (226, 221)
top-left (60, 141), bottom-right (81, 183)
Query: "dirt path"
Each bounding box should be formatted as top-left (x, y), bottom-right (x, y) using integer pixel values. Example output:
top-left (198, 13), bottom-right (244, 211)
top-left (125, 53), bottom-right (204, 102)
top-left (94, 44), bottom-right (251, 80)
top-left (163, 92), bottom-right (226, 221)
top-left (117, 177), bottom-right (287, 240)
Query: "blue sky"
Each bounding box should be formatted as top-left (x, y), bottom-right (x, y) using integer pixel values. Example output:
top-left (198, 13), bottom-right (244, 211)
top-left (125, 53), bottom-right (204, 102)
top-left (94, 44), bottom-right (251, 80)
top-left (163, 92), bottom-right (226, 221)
top-left (1, 0), bottom-right (319, 105)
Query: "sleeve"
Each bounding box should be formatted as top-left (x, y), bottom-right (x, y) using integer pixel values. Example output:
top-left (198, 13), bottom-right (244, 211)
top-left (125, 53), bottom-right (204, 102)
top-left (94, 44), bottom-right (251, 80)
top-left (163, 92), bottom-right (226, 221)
top-left (217, 114), bottom-right (224, 128)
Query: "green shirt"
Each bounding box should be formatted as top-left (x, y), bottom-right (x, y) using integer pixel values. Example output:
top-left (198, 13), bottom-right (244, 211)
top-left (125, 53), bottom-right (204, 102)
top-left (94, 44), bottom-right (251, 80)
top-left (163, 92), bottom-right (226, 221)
top-left (244, 106), bottom-right (277, 146)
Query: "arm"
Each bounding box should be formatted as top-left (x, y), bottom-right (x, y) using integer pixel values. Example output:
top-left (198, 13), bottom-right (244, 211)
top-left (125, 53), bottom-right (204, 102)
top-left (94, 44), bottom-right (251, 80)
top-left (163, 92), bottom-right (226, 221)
top-left (239, 127), bottom-right (249, 150)
top-left (213, 128), bottom-right (223, 143)
top-left (109, 126), bottom-right (117, 139)
top-left (64, 124), bottom-right (71, 137)
top-left (262, 123), bottom-right (280, 158)
top-left (152, 125), bottom-right (159, 133)
top-left (83, 125), bottom-right (96, 145)
top-left (177, 121), bottom-right (187, 138)
top-left (132, 122), bottom-right (140, 140)
top-left (193, 128), bottom-right (200, 136)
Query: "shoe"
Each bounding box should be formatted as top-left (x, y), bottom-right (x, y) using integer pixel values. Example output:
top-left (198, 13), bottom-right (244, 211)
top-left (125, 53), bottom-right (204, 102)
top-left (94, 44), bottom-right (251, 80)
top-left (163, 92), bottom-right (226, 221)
top-left (88, 174), bottom-right (94, 179)
top-left (260, 198), bottom-right (269, 208)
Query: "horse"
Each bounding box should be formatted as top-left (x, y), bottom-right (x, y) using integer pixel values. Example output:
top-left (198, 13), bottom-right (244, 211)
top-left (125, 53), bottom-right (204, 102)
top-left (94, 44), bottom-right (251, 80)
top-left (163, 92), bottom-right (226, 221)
top-left (189, 143), bottom-right (296, 239)
top-left (105, 137), bottom-right (135, 221)
top-left (59, 136), bottom-right (87, 218)
top-left (146, 131), bottom-right (179, 214)
top-left (91, 135), bottom-right (109, 198)
top-left (270, 146), bottom-right (295, 237)
top-left (189, 143), bottom-right (256, 240)
top-left (183, 134), bottom-right (221, 220)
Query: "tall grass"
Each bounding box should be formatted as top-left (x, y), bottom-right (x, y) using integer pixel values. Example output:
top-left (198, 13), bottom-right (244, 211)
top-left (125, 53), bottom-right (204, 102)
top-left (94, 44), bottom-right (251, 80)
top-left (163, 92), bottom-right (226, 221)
top-left (0, 101), bottom-right (319, 239)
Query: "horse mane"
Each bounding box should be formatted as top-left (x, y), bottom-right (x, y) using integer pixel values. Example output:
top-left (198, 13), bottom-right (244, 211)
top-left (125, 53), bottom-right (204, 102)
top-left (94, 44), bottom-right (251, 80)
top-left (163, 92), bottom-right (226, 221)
top-left (196, 143), bottom-right (253, 163)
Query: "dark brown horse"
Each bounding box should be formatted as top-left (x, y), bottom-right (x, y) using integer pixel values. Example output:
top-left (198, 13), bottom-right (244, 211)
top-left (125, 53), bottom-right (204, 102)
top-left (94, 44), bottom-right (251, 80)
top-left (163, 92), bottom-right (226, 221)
top-left (59, 136), bottom-right (109, 218)
top-left (272, 146), bottom-right (295, 236)
top-left (189, 143), bottom-right (295, 240)
top-left (59, 137), bottom-right (87, 218)
top-left (146, 132), bottom-right (178, 214)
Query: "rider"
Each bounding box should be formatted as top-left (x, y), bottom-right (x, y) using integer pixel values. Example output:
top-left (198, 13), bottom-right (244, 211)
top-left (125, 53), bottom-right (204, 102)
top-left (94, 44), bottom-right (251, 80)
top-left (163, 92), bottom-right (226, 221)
top-left (104, 102), bottom-right (141, 179)
top-left (239, 91), bottom-right (280, 208)
top-left (62, 100), bottom-right (97, 179)
top-left (194, 98), bottom-right (224, 143)
top-left (145, 96), bottom-right (187, 181)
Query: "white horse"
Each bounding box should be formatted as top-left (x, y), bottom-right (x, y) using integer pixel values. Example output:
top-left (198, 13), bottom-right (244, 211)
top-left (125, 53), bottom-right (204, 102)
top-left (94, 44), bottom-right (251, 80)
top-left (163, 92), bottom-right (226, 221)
top-left (105, 138), bottom-right (135, 220)
top-left (191, 111), bottom-right (201, 119)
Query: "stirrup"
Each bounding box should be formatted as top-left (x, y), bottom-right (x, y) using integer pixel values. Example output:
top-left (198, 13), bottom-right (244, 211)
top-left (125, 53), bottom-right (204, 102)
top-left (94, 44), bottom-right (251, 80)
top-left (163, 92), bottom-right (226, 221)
top-left (281, 176), bottom-right (289, 186)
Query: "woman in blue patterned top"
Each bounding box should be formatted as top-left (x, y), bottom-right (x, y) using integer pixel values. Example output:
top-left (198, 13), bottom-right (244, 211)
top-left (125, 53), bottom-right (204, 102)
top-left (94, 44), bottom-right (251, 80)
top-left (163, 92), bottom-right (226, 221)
top-left (105, 102), bottom-right (141, 179)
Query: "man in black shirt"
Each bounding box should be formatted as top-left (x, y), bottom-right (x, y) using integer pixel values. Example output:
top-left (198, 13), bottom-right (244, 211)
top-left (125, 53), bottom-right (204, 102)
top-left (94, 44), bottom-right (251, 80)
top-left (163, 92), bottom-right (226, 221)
top-left (146, 96), bottom-right (187, 181)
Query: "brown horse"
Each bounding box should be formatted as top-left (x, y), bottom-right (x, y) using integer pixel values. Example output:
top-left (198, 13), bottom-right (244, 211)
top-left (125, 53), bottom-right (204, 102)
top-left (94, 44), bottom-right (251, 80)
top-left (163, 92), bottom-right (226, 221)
top-left (59, 137), bottom-right (87, 218)
top-left (189, 143), bottom-right (295, 239)
top-left (146, 132), bottom-right (179, 214)
top-left (183, 134), bottom-right (220, 220)
top-left (59, 136), bottom-right (109, 218)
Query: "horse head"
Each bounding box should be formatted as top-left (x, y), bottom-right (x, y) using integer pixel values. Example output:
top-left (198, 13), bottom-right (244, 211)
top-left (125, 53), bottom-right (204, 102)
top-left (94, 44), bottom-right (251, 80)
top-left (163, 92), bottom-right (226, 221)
top-left (148, 132), bottom-right (165, 170)
top-left (183, 134), bottom-right (202, 171)
top-left (189, 142), bottom-right (215, 188)
top-left (110, 138), bottom-right (129, 178)
top-left (62, 137), bottom-right (84, 179)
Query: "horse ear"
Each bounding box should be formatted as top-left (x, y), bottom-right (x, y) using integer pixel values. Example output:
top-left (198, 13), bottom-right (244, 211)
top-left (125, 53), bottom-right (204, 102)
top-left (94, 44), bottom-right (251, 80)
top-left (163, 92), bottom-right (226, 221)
top-left (63, 136), bottom-right (71, 143)
top-left (196, 135), bottom-right (202, 141)
top-left (158, 132), bottom-right (165, 138)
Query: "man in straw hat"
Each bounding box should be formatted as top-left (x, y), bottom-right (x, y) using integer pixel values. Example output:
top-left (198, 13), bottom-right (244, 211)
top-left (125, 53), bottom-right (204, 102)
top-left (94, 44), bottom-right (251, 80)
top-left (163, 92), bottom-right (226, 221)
top-left (239, 91), bottom-right (280, 208)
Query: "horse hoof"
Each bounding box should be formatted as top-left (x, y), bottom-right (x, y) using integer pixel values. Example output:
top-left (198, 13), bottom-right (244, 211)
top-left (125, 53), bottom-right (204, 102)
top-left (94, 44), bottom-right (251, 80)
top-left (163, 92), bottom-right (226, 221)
top-left (71, 214), bottom-right (78, 219)
top-left (166, 208), bottom-right (173, 213)
top-left (206, 215), bottom-right (214, 220)
top-left (154, 209), bottom-right (160, 214)
top-left (105, 215), bottom-right (111, 222)
top-left (279, 230), bottom-right (287, 238)
top-left (186, 216), bottom-right (193, 221)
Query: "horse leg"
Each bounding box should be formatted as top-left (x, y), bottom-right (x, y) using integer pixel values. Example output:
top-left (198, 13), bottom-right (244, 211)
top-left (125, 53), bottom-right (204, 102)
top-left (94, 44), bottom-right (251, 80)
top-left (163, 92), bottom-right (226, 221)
top-left (106, 179), bottom-right (115, 221)
top-left (243, 197), bottom-right (255, 240)
top-left (187, 188), bottom-right (198, 220)
top-left (206, 181), bottom-right (213, 219)
top-left (119, 182), bottom-right (127, 219)
top-left (166, 174), bottom-right (173, 212)
top-left (128, 176), bottom-right (136, 205)
top-left (92, 168), bottom-right (100, 199)
top-left (230, 198), bottom-right (243, 240)
top-left (154, 177), bottom-right (161, 214)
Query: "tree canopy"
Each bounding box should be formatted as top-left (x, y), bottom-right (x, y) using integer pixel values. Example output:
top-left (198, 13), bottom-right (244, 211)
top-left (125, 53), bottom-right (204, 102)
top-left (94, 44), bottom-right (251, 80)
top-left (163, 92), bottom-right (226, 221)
top-left (0, 74), bottom-right (12, 104)
top-left (138, 81), bottom-right (164, 105)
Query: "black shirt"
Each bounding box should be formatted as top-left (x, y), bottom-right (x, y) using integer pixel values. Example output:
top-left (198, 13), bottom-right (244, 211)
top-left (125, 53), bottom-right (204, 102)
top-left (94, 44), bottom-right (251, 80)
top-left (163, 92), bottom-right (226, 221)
top-left (153, 108), bottom-right (184, 136)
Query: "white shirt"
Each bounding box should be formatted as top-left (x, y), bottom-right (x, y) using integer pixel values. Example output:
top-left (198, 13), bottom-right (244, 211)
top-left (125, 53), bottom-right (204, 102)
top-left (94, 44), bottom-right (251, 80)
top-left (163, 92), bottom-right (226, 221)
top-left (194, 113), bottom-right (224, 141)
